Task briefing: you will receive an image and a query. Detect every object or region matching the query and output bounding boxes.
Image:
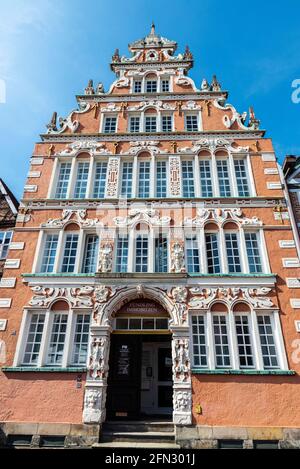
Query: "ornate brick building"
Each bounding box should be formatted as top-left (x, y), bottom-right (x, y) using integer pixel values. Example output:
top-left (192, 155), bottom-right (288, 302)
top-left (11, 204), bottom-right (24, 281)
top-left (283, 155), bottom-right (300, 240)
top-left (0, 25), bottom-right (300, 448)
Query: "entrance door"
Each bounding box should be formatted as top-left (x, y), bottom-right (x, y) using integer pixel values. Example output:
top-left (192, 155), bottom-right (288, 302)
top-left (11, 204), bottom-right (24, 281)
top-left (141, 342), bottom-right (173, 415)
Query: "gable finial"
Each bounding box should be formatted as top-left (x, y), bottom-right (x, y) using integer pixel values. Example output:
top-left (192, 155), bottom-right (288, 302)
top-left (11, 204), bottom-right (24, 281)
top-left (150, 22), bottom-right (155, 35)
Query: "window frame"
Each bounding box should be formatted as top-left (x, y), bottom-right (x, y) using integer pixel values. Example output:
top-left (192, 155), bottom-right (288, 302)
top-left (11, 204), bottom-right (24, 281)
top-left (102, 115), bottom-right (118, 134)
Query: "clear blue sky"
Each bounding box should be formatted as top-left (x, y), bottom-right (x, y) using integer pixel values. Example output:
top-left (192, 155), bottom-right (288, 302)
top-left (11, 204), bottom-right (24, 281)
top-left (0, 0), bottom-right (300, 200)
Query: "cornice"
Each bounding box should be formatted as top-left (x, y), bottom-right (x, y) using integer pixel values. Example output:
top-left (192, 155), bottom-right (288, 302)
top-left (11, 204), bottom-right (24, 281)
top-left (75, 91), bottom-right (229, 102)
top-left (19, 196), bottom-right (285, 211)
top-left (40, 130), bottom-right (266, 143)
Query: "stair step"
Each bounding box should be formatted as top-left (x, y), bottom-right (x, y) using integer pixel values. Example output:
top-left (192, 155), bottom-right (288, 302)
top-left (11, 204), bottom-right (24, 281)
top-left (102, 431), bottom-right (175, 443)
top-left (94, 442), bottom-right (180, 449)
top-left (103, 421), bottom-right (174, 433)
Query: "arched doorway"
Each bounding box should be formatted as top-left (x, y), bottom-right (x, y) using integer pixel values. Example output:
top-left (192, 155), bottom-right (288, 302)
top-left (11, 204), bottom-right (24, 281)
top-left (106, 299), bottom-right (173, 420)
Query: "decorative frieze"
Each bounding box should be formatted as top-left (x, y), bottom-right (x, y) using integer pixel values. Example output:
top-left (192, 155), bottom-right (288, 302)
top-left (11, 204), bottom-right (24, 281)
top-left (188, 287), bottom-right (274, 309)
top-left (0, 278), bottom-right (16, 288)
top-left (0, 298), bottom-right (12, 308)
top-left (286, 278), bottom-right (300, 288)
top-left (24, 185), bottom-right (37, 193)
top-left (185, 207), bottom-right (262, 228)
top-left (4, 259), bottom-right (20, 269)
top-left (27, 171), bottom-right (41, 178)
top-left (169, 156), bottom-right (181, 196)
top-left (264, 168), bottom-right (279, 175)
top-left (114, 208), bottom-right (171, 227)
top-left (41, 209), bottom-right (103, 229)
top-left (9, 242), bottom-right (25, 250)
top-left (267, 182), bottom-right (282, 190)
top-left (123, 140), bottom-right (167, 156)
top-left (30, 157), bottom-right (44, 165)
top-left (282, 258), bottom-right (300, 268)
top-left (57, 140), bottom-right (112, 156)
top-left (279, 240), bottom-right (296, 248)
top-left (0, 319), bottom-right (7, 331)
top-left (106, 157), bottom-right (120, 197)
top-left (29, 285), bottom-right (94, 308)
top-left (178, 137), bottom-right (249, 155)
top-left (261, 153), bottom-right (276, 162)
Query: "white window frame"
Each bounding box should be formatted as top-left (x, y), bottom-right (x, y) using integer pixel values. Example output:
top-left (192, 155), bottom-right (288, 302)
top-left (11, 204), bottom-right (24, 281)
top-left (101, 114), bottom-right (118, 134)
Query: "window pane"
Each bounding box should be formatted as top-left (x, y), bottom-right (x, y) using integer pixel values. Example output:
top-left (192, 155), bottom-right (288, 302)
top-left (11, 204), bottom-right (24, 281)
top-left (199, 160), bottom-right (213, 197)
top-left (225, 233), bottom-right (241, 273)
top-left (217, 160), bottom-right (231, 196)
top-left (161, 80), bottom-right (170, 92)
top-left (192, 316), bottom-right (207, 367)
top-left (213, 315), bottom-right (231, 368)
top-left (61, 234), bottom-right (78, 273)
top-left (145, 116), bottom-right (157, 132)
top-left (72, 314), bottom-right (90, 364)
top-left (155, 236), bottom-right (168, 272)
top-left (74, 162), bottom-right (89, 199)
top-left (121, 162), bottom-right (133, 197)
top-left (156, 161), bottom-right (167, 197)
top-left (135, 235), bottom-right (148, 272)
top-left (47, 314), bottom-right (68, 365)
top-left (185, 115), bottom-right (198, 131)
top-left (235, 315), bottom-right (254, 368)
top-left (23, 314), bottom-right (45, 364)
top-left (182, 161), bottom-right (195, 197)
top-left (104, 117), bottom-right (117, 133)
top-left (205, 233), bottom-right (221, 273)
top-left (129, 116), bottom-right (140, 132)
top-left (186, 236), bottom-right (200, 273)
top-left (0, 231), bottom-right (12, 260)
top-left (41, 234), bottom-right (58, 273)
top-left (146, 80), bottom-right (157, 92)
top-left (134, 81), bottom-right (142, 93)
top-left (55, 163), bottom-right (71, 199)
top-left (93, 162), bottom-right (107, 198)
top-left (138, 161), bottom-right (150, 197)
top-left (257, 315), bottom-right (279, 369)
top-left (234, 159), bottom-right (250, 196)
top-left (245, 233), bottom-right (262, 273)
top-left (115, 235), bottom-right (129, 273)
top-left (82, 235), bottom-right (99, 273)
top-left (161, 115), bottom-right (172, 132)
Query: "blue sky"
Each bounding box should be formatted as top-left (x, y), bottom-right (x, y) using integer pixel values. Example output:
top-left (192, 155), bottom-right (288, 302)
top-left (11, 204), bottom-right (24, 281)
top-left (0, 0), bottom-right (300, 199)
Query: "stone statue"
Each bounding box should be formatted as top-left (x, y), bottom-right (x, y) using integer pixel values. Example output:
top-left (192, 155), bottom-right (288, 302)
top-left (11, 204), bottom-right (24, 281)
top-left (96, 82), bottom-right (104, 94)
top-left (201, 78), bottom-right (210, 91)
top-left (85, 79), bottom-right (95, 95)
top-left (47, 112), bottom-right (57, 132)
top-left (171, 242), bottom-right (185, 273)
top-left (211, 75), bottom-right (221, 91)
top-left (98, 243), bottom-right (113, 273)
top-left (183, 45), bottom-right (193, 60)
top-left (112, 48), bottom-right (121, 62)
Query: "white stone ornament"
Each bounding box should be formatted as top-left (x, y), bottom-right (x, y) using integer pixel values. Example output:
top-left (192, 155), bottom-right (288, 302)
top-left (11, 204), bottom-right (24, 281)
top-left (88, 337), bottom-right (110, 380)
top-left (171, 242), bottom-right (185, 273)
top-left (41, 209), bottom-right (103, 229)
top-left (114, 208), bottom-right (171, 227)
top-left (185, 207), bottom-right (262, 228)
top-left (98, 243), bottom-right (113, 273)
top-left (57, 140), bottom-right (112, 156)
top-left (29, 285), bottom-right (94, 308)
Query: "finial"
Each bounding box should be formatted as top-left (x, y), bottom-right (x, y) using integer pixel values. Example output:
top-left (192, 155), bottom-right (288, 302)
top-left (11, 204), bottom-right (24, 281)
top-left (47, 111), bottom-right (57, 132)
top-left (150, 22), bottom-right (155, 35)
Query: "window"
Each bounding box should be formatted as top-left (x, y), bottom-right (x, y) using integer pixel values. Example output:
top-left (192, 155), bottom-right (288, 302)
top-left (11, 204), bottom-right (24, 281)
top-left (213, 315), bottom-right (231, 368)
top-left (192, 316), bottom-right (207, 367)
top-left (121, 162), bottom-right (133, 197)
top-left (205, 233), bottom-right (221, 273)
top-left (74, 162), bottom-right (89, 198)
top-left (115, 235), bottom-right (129, 272)
top-left (47, 314), bottom-right (68, 366)
top-left (93, 162), bottom-right (107, 198)
top-left (182, 161), bottom-right (195, 197)
top-left (72, 314), bottom-right (90, 365)
top-left (185, 115), bottom-right (198, 131)
top-left (129, 116), bottom-right (140, 133)
top-left (257, 315), bottom-right (279, 369)
top-left (161, 115), bottom-right (172, 132)
top-left (186, 236), bottom-right (200, 273)
top-left (103, 116), bottom-right (117, 133)
top-left (115, 317), bottom-right (168, 331)
top-left (138, 161), bottom-right (150, 197)
top-left (156, 161), bottom-right (167, 197)
top-left (82, 235), bottom-right (99, 273)
top-left (145, 116), bottom-right (157, 132)
top-left (234, 159), bottom-right (250, 196)
top-left (235, 315), bottom-right (254, 368)
top-left (225, 233), bottom-right (241, 273)
top-left (245, 232), bottom-right (262, 273)
top-left (41, 234), bottom-right (58, 273)
top-left (217, 160), bottom-right (231, 196)
top-left (155, 235), bottom-right (168, 273)
top-left (199, 160), bottom-right (213, 197)
top-left (55, 162), bottom-right (71, 199)
top-left (22, 313), bottom-right (45, 364)
top-left (135, 235), bottom-right (148, 272)
top-left (0, 231), bottom-right (12, 259)
top-left (219, 440), bottom-right (243, 449)
top-left (146, 80), bottom-right (157, 92)
top-left (61, 234), bottom-right (78, 273)
top-left (161, 79), bottom-right (170, 92)
top-left (133, 81), bottom-right (142, 93)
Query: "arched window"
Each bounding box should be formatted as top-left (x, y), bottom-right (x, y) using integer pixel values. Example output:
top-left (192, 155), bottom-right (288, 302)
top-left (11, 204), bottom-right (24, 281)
top-left (204, 222), bottom-right (220, 274)
top-left (198, 150), bottom-right (213, 197)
